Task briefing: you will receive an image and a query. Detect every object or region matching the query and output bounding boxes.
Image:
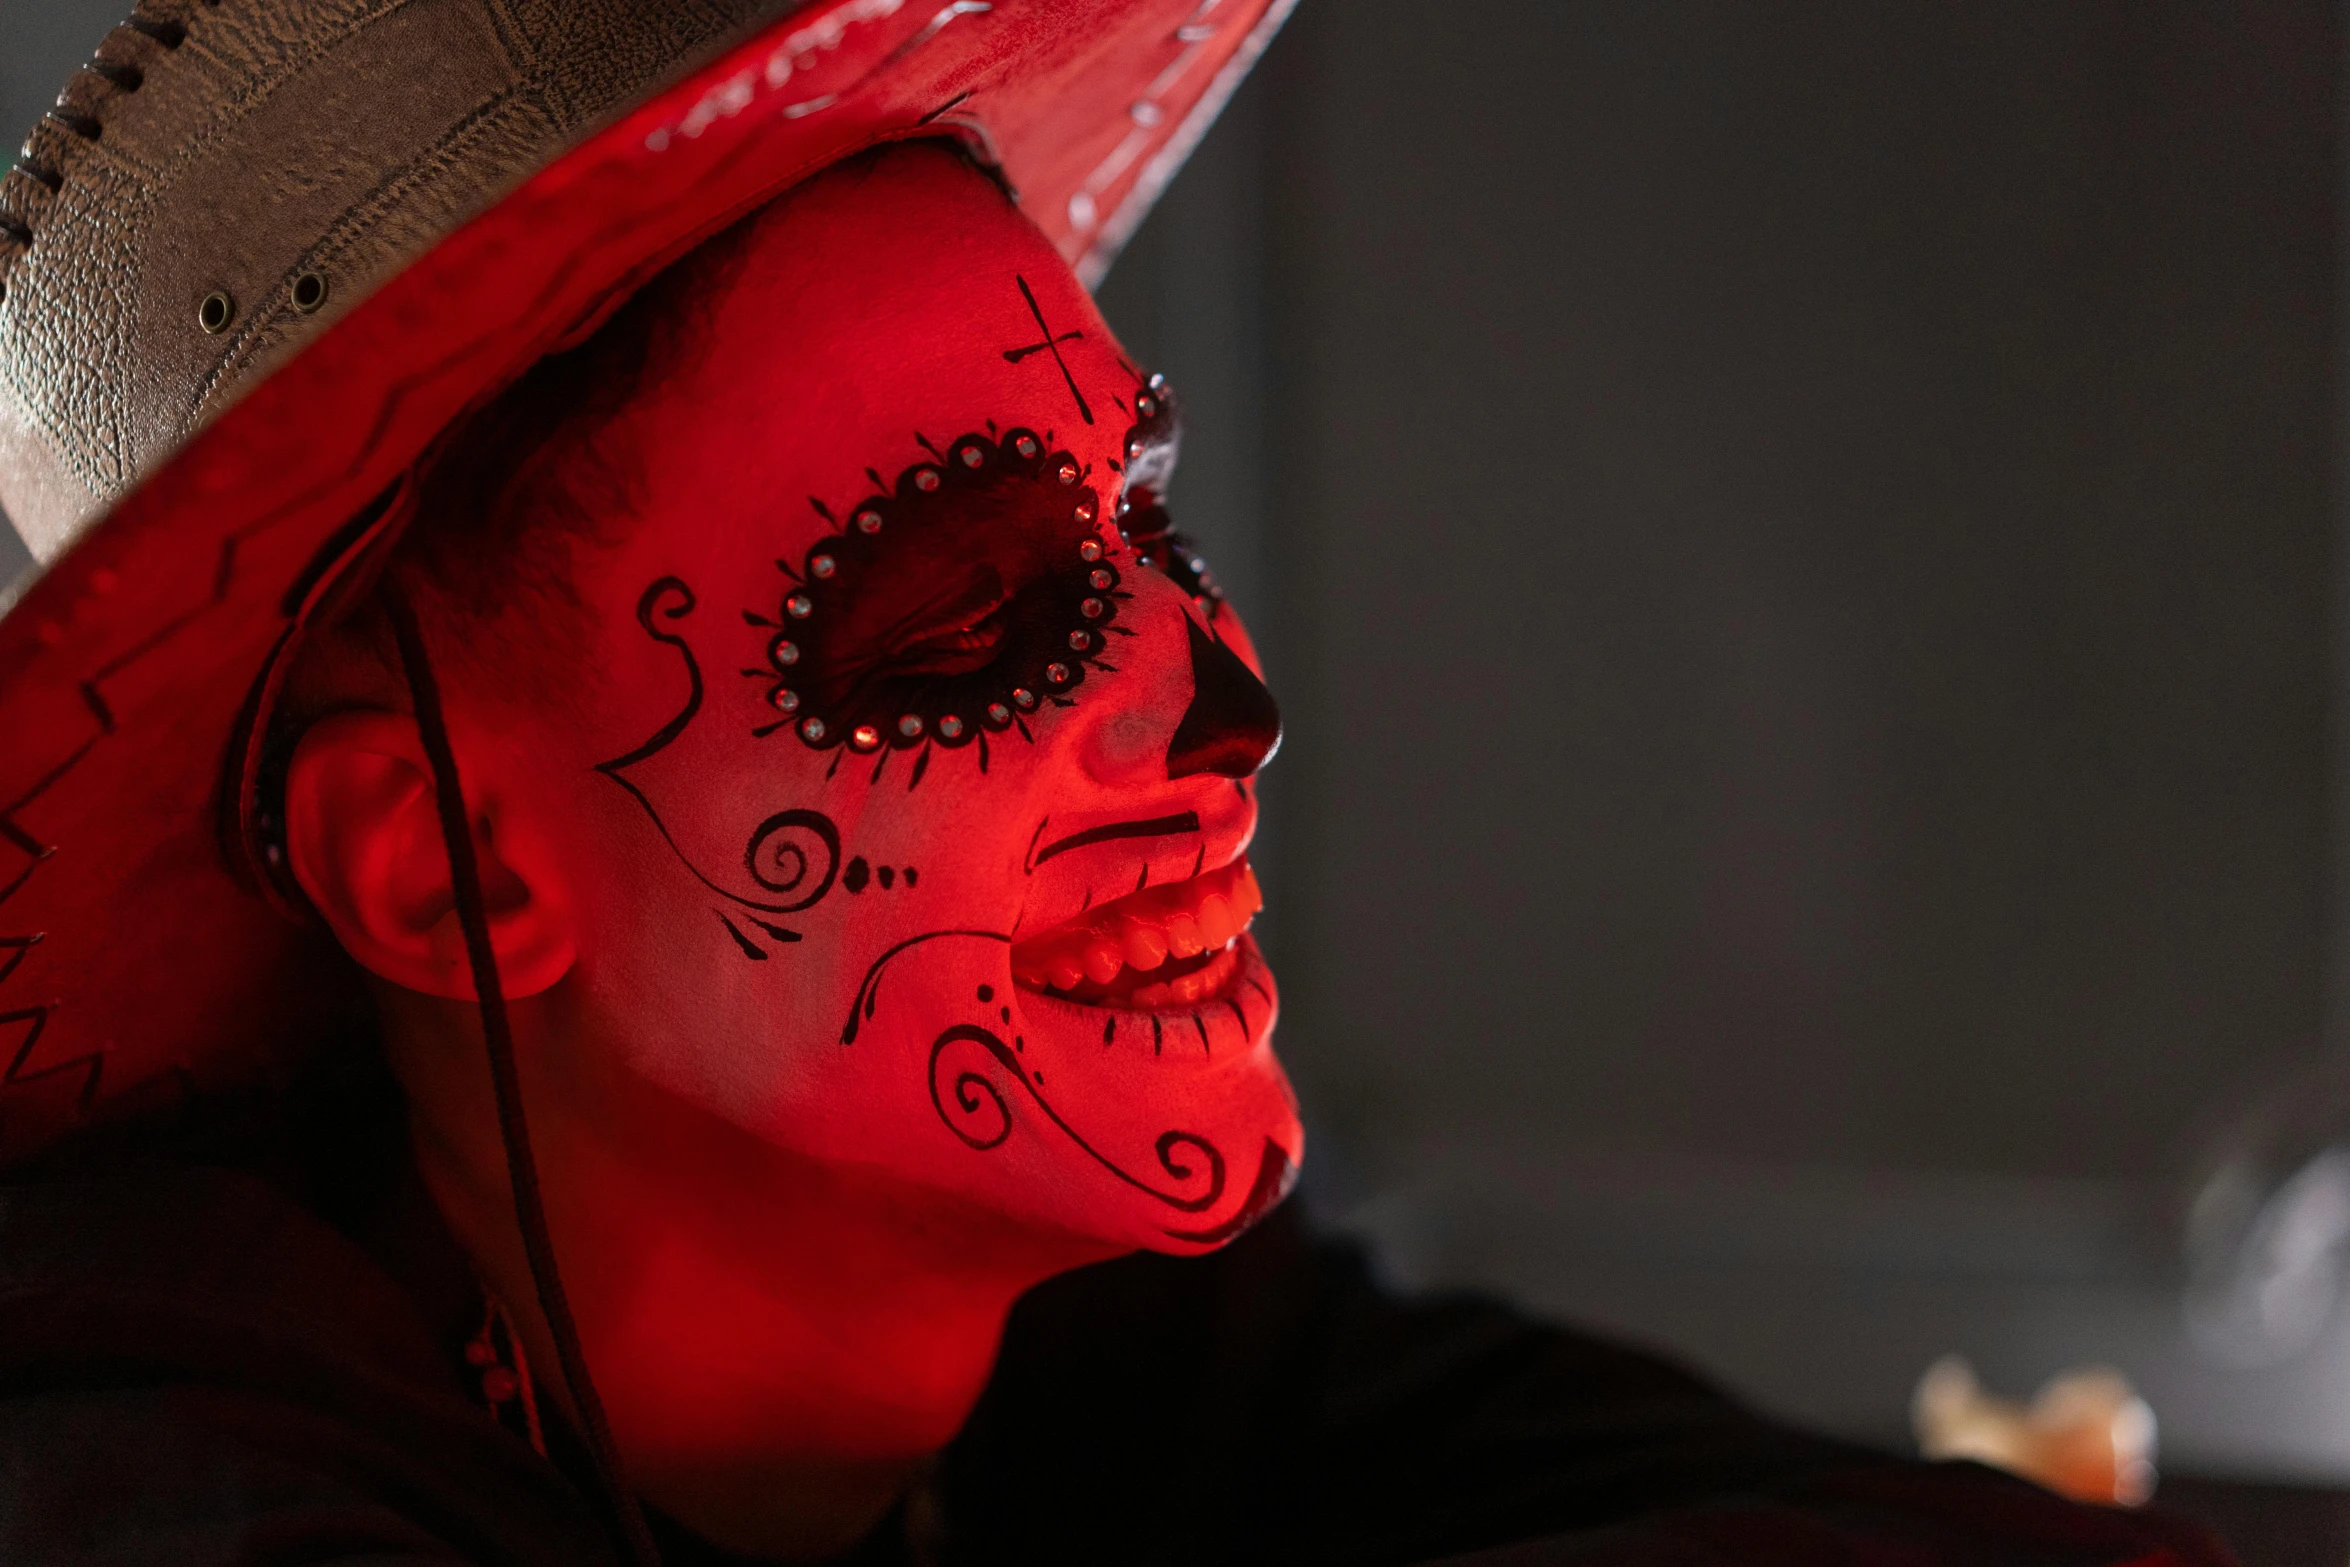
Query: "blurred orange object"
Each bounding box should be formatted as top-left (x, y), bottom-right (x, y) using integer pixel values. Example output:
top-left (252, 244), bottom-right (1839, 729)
top-left (1912, 1356), bottom-right (2158, 1506)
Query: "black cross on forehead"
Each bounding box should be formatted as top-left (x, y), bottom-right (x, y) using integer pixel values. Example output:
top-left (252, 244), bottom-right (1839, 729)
top-left (1001, 273), bottom-right (1094, 425)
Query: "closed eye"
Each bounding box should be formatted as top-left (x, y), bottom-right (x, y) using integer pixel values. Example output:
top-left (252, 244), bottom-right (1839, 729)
top-left (831, 567), bottom-right (1012, 686)
top-left (887, 596), bottom-right (1010, 677)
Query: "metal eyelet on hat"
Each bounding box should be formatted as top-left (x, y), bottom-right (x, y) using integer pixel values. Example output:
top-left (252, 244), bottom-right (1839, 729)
top-left (197, 291), bottom-right (235, 334)
top-left (289, 271), bottom-right (329, 314)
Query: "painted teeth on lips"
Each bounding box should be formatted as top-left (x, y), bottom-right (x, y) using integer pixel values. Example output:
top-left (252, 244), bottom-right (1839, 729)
top-left (1011, 858), bottom-right (1262, 1008)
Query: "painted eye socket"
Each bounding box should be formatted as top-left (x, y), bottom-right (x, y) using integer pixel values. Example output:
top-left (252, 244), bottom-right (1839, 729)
top-left (750, 426), bottom-right (1121, 756)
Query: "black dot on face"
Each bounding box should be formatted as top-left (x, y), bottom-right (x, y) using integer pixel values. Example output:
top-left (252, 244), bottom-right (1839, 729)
top-left (903, 867), bottom-right (919, 887)
top-left (844, 858), bottom-right (871, 893)
top-left (1015, 1036), bottom-right (1026, 1053)
top-left (878, 866), bottom-right (896, 890)
top-left (977, 984), bottom-right (994, 1002)
top-left (1000, 1006), bottom-right (1011, 1024)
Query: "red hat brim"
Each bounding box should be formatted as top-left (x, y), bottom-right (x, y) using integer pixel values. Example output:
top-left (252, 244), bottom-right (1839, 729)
top-left (0, 0), bottom-right (1295, 1162)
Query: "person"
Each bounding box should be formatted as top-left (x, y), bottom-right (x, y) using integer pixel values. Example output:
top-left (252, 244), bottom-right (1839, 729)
top-left (0, 3), bottom-right (2240, 1563)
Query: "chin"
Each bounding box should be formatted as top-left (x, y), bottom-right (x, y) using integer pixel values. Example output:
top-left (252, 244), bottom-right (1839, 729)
top-left (924, 920), bottom-right (1302, 1256)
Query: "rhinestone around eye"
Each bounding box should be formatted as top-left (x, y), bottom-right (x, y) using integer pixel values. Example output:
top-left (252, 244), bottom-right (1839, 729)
top-left (1075, 498), bottom-right (1097, 524)
top-left (914, 467), bottom-right (941, 492)
top-left (1080, 598), bottom-right (1105, 620)
top-left (851, 724), bottom-right (882, 751)
top-left (1149, 372), bottom-right (1167, 391)
top-left (1014, 434), bottom-right (1039, 458)
top-left (786, 593), bottom-right (814, 619)
top-left (800, 717), bottom-right (827, 742)
top-left (1046, 663), bottom-right (1073, 684)
top-left (958, 445), bottom-right (985, 468)
top-left (810, 554), bottom-right (836, 579)
top-left (1069, 632), bottom-right (1093, 653)
top-left (1126, 436), bottom-right (1144, 458)
top-left (1079, 539), bottom-right (1103, 563)
top-left (1136, 394), bottom-right (1156, 417)
top-left (987, 702), bottom-right (1012, 724)
top-left (897, 714), bottom-right (924, 739)
top-left (856, 510), bottom-right (883, 534)
top-left (774, 641), bottom-right (801, 666)
top-left (770, 688), bottom-right (801, 712)
top-left (1089, 569), bottom-right (1113, 590)
top-left (1056, 460), bottom-right (1080, 485)
top-left (937, 715), bottom-right (966, 739)
top-left (1012, 688), bottom-right (1037, 710)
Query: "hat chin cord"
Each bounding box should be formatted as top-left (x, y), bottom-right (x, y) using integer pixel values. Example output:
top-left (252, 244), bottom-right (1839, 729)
top-left (384, 584), bottom-right (664, 1567)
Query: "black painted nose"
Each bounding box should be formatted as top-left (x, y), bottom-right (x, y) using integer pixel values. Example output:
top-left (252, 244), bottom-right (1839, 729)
top-left (1167, 613), bottom-right (1282, 780)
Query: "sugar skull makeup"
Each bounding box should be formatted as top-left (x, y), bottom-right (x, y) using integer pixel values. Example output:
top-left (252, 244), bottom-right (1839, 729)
top-left (749, 421), bottom-right (1126, 770)
top-left (526, 142), bottom-right (1300, 1257)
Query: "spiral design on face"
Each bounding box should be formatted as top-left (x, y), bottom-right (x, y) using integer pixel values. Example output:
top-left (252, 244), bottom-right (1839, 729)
top-left (743, 809), bottom-right (841, 912)
top-left (931, 1026), bottom-right (1018, 1150)
top-left (1153, 1131), bottom-right (1227, 1210)
top-left (924, 1024), bottom-right (1230, 1213)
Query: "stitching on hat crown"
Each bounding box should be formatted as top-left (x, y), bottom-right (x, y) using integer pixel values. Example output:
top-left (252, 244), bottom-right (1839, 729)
top-left (0, 5), bottom-right (185, 304)
top-left (0, 23), bottom-right (144, 266)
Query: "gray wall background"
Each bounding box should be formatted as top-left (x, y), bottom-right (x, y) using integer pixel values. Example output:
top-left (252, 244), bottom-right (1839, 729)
top-left (9, 0), bottom-right (2349, 1479)
top-left (1111, 1), bottom-right (2348, 1478)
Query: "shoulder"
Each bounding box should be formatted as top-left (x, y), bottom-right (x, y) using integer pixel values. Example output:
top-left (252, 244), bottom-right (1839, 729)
top-left (945, 1203), bottom-right (2236, 1566)
top-left (0, 1162), bottom-right (613, 1567)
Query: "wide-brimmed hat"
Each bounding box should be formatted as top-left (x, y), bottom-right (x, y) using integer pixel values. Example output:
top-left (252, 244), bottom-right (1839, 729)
top-left (0, 0), bottom-right (1296, 1165)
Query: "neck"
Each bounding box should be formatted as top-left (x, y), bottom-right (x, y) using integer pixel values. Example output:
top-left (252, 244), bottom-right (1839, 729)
top-left (381, 990), bottom-right (1117, 1561)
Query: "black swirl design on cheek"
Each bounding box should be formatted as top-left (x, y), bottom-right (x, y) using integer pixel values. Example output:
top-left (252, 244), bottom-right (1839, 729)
top-left (744, 809), bottom-right (839, 911)
top-left (931, 1025), bottom-right (1017, 1151)
top-left (924, 1023), bottom-right (1229, 1219)
top-left (841, 930), bottom-right (1014, 1045)
top-left (595, 577), bottom-right (843, 957)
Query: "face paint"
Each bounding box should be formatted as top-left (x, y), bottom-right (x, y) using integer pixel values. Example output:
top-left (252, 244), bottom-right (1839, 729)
top-left (522, 145), bottom-right (1299, 1258)
top-left (748, 425), bottom-right (1124, 773)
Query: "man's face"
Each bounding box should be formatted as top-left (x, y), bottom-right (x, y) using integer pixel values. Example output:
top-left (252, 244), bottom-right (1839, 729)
top-left (527, 144), bottom-right (1300, 1254)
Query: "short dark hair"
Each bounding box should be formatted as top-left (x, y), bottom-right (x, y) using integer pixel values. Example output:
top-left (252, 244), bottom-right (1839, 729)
top-left (289, 207), bottom-right (710, 718)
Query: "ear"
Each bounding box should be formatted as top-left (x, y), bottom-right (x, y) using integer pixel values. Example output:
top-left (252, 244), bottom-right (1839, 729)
top-left (284, 710), bottom-right (577, 1001)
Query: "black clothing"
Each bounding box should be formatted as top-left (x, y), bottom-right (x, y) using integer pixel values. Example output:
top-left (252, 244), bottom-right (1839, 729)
top-left (0, 1085), bottom-right (2235, 1567)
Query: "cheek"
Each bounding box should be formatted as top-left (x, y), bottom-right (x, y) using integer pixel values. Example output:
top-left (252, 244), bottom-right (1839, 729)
top-left (1083, 703), bottom-right (1167, 781)
top-left (1069, 587), bottom-right (1204, 784)
top-left (548, 668), bottom-right (858, 1121)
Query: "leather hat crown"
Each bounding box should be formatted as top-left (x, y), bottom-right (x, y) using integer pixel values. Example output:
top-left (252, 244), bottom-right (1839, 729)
top-left (0, 0), bottom-right (793, 565)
